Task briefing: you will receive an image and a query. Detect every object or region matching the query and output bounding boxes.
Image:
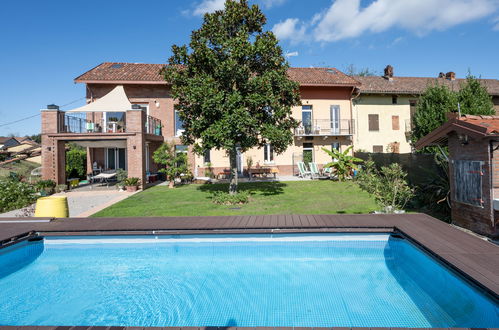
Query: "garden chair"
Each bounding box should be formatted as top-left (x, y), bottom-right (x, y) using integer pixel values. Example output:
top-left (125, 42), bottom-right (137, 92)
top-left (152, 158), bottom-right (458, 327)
top-left (297, 162), bottom-right (311, 178)
top-left (308, 162), bottom-right (320, 179)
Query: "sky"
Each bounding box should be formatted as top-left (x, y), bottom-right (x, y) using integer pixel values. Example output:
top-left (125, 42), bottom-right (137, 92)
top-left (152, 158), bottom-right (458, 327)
top-left (1, 0), bottom-right (499, 136)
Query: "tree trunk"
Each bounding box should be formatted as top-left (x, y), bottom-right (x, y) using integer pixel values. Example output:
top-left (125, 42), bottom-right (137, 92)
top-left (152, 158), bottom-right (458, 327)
top-left (229, 146), bottom-right (238, 195)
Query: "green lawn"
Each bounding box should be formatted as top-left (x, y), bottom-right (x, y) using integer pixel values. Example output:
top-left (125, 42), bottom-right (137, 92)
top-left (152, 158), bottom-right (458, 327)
top-left (92, 181), bottom-right (378, 217)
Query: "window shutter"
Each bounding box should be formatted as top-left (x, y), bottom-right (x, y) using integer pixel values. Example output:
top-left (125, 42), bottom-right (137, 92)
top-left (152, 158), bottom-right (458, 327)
top-left (392, 116), bottom-right (400, 130)
top-left (368, 114), bottom-right (379, 131)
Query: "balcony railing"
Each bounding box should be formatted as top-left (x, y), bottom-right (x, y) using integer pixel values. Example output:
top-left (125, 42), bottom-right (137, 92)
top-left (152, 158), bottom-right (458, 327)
top-left (60, 114), bottom-right (126, 134)
top-left (295, 119), bottom-right (354, 136)
top-left (59, 113), bottom-right (163, 136)
top-left (146, 115), bottom-right (162, 135)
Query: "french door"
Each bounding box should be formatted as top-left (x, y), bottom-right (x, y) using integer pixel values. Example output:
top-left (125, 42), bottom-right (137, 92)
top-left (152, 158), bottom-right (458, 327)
top-left (330, 105), bottom-right (340, 134)
top-left (106, 148), bottom-right (126, 170)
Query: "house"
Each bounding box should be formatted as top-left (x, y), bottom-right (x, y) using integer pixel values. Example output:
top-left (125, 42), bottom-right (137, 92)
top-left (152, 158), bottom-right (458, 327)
top-left (41, 63), bottom-right (360, 187)
top-left (416, 113), bottom-right (499, 238)
top-left (0, 136), bottom-right (33, 150)
top-left (353, 66), bottom-right (499, 154)
top-left (40, 62), bottom-right (499, 188)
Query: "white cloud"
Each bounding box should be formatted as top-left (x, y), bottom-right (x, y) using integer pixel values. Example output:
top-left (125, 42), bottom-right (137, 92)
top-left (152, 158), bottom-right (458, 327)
top-left (272, 18), bottom-right (307, 44)
top-left (192, 0), bottom-right (225, 16)
top-left (285, 51), bottom-right (299, 58)
top-left (260, 0), bottom-right (287, 9)
top-left (273, 0), bottom-right (499, 43)
top-left (493, 16), bottom-right (499, 30)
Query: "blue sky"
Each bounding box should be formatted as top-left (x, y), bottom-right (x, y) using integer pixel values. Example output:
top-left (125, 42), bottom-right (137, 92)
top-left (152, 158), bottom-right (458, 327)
top-left (1, 0), bottom-right (498, 136)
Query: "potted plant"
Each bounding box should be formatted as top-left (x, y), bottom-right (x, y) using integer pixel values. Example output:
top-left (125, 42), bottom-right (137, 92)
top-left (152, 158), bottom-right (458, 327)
top-left (116, 169), bottom-right (128, 192)
top-left (36, 179), bottom-right (56, 196)
top-left (123, 177), bottom-right (141, 192)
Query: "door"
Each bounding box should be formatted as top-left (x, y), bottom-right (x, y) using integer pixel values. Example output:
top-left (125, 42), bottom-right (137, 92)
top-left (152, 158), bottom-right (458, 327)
top-left (330, 105), bottom-right (340, 134)
top-left (236, 147), bottom-right (244, 174)
top-left (106, 148), bottom-right (127, 170)
top-left (302, 105), bottom-right (313, 134)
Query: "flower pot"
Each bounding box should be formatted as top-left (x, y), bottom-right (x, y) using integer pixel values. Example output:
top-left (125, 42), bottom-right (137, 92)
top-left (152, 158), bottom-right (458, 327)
top-left (126, 185), bottom-right (138, 192)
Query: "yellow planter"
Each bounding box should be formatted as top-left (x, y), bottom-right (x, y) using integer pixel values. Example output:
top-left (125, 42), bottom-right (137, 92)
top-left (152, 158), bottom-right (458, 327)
top-left (34, 196), bottom-right (69, 218)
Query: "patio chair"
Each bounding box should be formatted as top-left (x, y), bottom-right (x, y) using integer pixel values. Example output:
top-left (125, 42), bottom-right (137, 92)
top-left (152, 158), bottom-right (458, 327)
top-left (297, 162), bottom-right (311, 178)
top-left (308, 162), bottom-right (320, 179)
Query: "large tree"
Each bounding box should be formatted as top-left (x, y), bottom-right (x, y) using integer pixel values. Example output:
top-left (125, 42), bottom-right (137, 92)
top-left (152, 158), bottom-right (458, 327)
top-left (163, 0), bottom-right (301, 194)
top-left (411, 75), bottom-right (494, 151)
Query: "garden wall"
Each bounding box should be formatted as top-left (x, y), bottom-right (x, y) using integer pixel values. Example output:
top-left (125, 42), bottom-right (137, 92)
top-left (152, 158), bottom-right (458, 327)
top-left (354, 152), bottom-right (439, 186)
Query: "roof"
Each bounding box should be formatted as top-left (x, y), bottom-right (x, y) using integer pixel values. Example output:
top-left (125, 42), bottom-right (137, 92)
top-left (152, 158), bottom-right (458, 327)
top-left (355, 76), bottom-right (499, 96)
top-left (287, 67), bottom-right (360, 87)
top-left (75, 63), bottom-right (166, 84)
top-left (416, 114), bottom-right (499, 149)
top-left (75, 63), bottom-right (360, 87)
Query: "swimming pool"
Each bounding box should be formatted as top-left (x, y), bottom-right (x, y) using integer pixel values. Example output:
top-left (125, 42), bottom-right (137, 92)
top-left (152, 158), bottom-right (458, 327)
top-left (0, 233), bottom-right (497, 327)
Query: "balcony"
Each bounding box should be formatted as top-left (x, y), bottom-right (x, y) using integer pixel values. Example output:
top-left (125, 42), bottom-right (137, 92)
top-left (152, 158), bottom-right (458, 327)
top-left (59, 112), bottom-right (162, 136)
top-left (294, 119), bottom-right (354, 137)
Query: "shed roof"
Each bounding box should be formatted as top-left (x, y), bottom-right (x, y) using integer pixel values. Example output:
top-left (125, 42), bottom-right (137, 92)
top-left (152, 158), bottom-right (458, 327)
top-left (415, 114), bottom-right (499, 149)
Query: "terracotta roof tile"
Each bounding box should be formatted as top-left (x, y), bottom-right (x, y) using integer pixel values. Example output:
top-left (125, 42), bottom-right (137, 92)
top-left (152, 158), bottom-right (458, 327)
top-left (355, 76), bottom-right (499, 96)
top-left (75, 63), bottom-right (360, 87)
top-left (460, 115), bottom-right (499, 135)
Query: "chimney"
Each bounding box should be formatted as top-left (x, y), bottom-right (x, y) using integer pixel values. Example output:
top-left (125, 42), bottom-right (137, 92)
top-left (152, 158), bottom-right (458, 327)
top-left (383, 65), bottom-right (394, 80)
top-left (446, 72), bottom-right (456, 81)
top-left (438, 72), bottom-right (445, 78)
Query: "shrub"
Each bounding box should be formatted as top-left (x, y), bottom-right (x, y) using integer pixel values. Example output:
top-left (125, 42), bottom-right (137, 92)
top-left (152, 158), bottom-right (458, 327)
top-left (116, 169), bottom-right (128, 184)
top-left (322, 146), bottom-right (363, 181)
top-left (212, 191), bottom-right (250, 205)
top-left (0, 178), bottom-right (37, 213)
top-left (66, 147), bottom-right (87, 179)
top-left (153, 142), bottom-right (191, 188)
top-left (357, 159), bottom-right (414, 212)
top-left (35, 179), bottom-right (56, 195)
top-left (124, 177), bottom-right (141, 187)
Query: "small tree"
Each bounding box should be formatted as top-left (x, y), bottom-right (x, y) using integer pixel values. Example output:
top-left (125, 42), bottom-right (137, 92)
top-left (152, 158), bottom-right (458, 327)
top-left (458, 73), bottom-right (494, 116)
top-left (322, 146), bottom-right (363, 181)
top-left (152, 142), bottom-right (189, 188)
top-left (164, 0), bottom-right (301, 194)
top-left (357, 159), bottom-right (414, 212)
top-left (66, 145), bottom-right (87, 179)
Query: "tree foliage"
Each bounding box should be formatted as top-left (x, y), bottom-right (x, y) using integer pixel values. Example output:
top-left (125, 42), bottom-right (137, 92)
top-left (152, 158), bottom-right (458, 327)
top-left (411, 75), bottom-right (494, 151)
top-left (322, 146), bottom-right (363, 181)
top-left (163, 0), bottom-right (301, 193)
top-left (152, 142), bottom-right (189, 188)
top-left (66, 146), bottom-right (87, 179)
top-left (357, 159), bottom-right (414, 212)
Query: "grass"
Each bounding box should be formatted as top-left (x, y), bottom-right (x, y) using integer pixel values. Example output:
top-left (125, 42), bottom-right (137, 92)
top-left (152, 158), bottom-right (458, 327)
top-left (0, 160), bottom-right (39, 179)
top-left (92, 181), bottom-right (379, 217)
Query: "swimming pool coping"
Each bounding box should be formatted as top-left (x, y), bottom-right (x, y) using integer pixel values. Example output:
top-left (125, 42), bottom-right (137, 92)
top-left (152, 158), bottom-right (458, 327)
top-left (0, 213), bottom-right (498, 329)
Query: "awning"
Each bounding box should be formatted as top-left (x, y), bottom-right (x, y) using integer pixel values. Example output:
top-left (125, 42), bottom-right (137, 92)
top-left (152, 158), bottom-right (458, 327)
top-left (66, 85), bottom-right (131, 113)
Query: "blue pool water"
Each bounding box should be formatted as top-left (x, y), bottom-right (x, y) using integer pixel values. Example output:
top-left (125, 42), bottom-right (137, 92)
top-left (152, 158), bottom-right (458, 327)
top-left (0, 233), bottom-right (497, 327)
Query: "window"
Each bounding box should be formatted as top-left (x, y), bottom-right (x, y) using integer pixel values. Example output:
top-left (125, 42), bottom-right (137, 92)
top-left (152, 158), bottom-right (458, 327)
top-left (330, 105), bottom-right (340, 134)
top-left (302, 105), bottom-right (313, 135)
top-left (454, 160), bottom-right (483, 207)
top-left (303, 143), bottom-right (313, 164)
top-left (331, 142), bottom-right (340, 152)
top-left (368, 114), bottom-right (379, 131)
top-left (392, 115), bottom-right (400, 130)
top-left (175, 110), bottom-right (184, 136)
top-left (105, 148), bottom-right (126, 170)
top-left (392, 96), bottom-right (398, 104)
top-left (175, 145), bottom-right (188, 154)
top-left (373, 145), bottom-right (383, 153)
top-left (264, 144), bottom-right (274, 163)
top-left (203, 149), bottom-right (211, 164)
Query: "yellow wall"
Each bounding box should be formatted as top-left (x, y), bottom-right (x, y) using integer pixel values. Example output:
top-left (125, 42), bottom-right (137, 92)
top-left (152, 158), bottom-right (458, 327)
top-left (193, 98), bottom-right (354, 174)
top-left (353, 95), bottom-right (414, 153)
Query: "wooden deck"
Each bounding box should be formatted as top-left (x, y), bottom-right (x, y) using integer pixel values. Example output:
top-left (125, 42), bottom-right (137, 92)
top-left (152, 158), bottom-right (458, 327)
top-left (0, 213), bottom-right (498, 330)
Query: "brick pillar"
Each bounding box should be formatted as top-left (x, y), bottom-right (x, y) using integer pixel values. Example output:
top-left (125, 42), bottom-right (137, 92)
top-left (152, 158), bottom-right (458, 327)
top-left (41, 107), bottom-right (62, 183)
top-left (126, 110), bottom-right (146, 189)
